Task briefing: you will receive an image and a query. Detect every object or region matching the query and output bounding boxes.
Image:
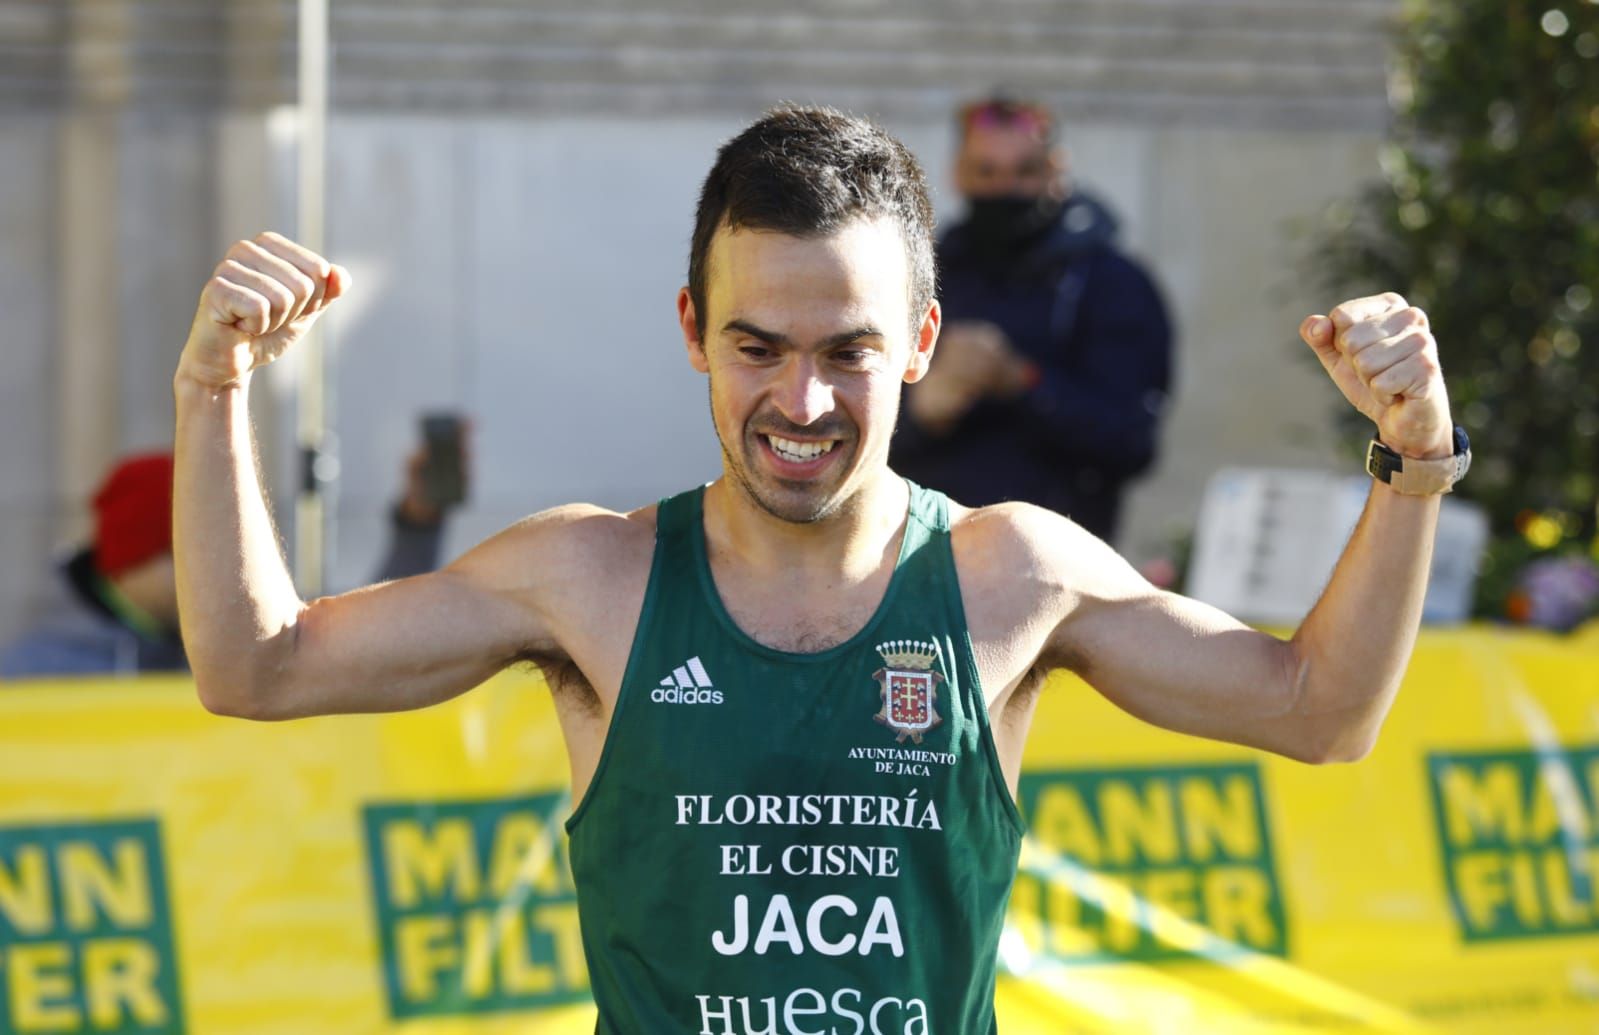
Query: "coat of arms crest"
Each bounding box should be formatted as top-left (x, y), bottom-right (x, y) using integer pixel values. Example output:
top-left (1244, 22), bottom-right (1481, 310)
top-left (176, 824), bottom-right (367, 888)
top-left (872, 639), bottom-right (944, 744)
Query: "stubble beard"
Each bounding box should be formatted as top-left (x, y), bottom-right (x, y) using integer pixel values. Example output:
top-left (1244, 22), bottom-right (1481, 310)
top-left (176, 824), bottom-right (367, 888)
top-left (723, 440), bottom-right (837, 525)
top-left (707, 380), bottom-right (857, 526)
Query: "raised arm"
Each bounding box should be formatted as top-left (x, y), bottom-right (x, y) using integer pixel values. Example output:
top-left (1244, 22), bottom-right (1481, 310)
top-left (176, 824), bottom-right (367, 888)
top-left (1041, 294), bottom-right (1454, 763)
top-left (173, 234), bottom-right (551, 719)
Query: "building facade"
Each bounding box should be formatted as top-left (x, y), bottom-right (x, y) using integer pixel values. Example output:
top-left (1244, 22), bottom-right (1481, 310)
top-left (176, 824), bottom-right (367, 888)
top-left (0, 0), bottom-right (1398, 641)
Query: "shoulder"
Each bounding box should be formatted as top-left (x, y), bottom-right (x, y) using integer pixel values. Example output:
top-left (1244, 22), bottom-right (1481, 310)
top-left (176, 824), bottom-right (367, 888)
top-left (450, 502), bottom-right (658, 590)
top-left (437, 502), bottom-right (660, 662)
top-left (1061, 237), bottom-right (1149, 284)
top-left (516, 501), bottom-right (658, 555)
top-left (948, 498), bottom-right (1109, 574)
top-left (946, 500), bottom-right (1096, 616)
top-left (949, 498), bottom-right (1069, 567)
top-left (947, 500), bottom-right (1152, 665)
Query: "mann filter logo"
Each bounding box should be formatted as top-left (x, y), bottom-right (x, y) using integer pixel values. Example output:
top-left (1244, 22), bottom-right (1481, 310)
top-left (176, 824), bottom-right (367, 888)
top-left (0, 819), bottom-right (183, 1034)
top-left (1429, 745), bottom-right (1599, 941)
top-left (1011, 764), bottom-right (1286, 962)
top-left (363, 793), bottom-right (587, 1020)
top-left (872, 640), bottom-right (943, 744)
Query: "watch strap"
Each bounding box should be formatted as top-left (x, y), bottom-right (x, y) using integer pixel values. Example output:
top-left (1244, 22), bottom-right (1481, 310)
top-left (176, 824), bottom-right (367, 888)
top-left (1365, 428), bottom-right (1471, 496)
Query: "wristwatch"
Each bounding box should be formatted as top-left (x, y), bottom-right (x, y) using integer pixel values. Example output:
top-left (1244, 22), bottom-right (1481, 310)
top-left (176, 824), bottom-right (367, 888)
top-left (1365, 425), bottom-right (1471, 495)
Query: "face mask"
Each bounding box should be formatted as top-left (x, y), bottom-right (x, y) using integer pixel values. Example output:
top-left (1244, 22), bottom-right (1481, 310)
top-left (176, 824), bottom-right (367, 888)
top-left (964, 195), bottom-right (1063, 258)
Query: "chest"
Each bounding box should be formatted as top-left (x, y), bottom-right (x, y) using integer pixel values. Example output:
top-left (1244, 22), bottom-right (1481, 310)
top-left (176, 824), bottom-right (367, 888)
top-left (712, 570), bottom-right (893, 654)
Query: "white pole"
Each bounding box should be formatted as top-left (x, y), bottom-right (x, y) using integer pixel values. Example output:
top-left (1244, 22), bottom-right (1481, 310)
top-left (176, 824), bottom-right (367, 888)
top-left (294, 0), bottom-right (331, 595)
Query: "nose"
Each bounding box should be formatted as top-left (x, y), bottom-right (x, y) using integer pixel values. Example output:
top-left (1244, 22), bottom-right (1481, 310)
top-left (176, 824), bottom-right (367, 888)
top-left (773, 355), bottom-right (835, 428)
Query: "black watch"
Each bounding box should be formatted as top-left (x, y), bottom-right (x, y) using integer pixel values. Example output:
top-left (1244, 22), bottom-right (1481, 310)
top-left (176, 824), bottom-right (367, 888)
top-left (1365, 425), bottom-right (1471, 496)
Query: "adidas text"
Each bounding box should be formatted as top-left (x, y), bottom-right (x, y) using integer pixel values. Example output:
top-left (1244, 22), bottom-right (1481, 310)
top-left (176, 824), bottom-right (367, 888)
top-left (652, 687), bottom-right (725, 705)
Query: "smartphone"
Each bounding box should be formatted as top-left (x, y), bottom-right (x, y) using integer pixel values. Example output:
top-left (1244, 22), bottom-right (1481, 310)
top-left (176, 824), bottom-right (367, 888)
top-left (419, 413), bottom-right (467, 508)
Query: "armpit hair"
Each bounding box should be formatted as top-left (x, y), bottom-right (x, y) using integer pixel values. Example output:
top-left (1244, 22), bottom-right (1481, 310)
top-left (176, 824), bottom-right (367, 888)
top-left (514, 649), bottom-right (603, 718)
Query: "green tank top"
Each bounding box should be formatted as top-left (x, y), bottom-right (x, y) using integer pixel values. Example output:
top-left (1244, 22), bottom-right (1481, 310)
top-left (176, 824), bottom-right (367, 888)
top-left (566, 481), bottom-right (1024, 1034)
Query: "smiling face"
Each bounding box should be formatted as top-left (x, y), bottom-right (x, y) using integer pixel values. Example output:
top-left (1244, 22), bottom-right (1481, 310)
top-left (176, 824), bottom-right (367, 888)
top-left (679, 216), bottom-right (938, 525)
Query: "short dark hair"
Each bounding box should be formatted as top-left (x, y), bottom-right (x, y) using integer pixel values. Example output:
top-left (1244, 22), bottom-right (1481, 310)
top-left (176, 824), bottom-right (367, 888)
top-left (688, 106), bottom-right (935, 339)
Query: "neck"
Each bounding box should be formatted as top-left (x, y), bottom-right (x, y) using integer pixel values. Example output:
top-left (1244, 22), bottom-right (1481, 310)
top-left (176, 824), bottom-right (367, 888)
top-left (702, 470), bottom-right (909, 585)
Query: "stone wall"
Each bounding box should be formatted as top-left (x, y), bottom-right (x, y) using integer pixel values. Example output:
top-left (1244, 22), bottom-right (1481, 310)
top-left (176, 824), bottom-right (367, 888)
top-left (3, 0), bottom-right (1398, 126)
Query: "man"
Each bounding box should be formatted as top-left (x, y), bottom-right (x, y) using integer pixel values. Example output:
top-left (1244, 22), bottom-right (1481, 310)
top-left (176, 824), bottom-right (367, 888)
top-left (893, 96), bottom-right (1172, 542)
top-left (1, 440), bottom-right (462, 680)
top-left (173, 108), bottom-right (1463, 1032)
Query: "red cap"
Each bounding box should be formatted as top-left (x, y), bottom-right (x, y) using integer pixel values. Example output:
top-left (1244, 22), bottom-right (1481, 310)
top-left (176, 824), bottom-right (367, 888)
top-left (91, 453), bottom-right (174, 577)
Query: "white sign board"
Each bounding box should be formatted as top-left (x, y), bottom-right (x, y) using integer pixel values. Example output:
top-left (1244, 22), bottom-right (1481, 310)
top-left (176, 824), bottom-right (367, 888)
top-left (1187, 468), bottom-right (1488, 626)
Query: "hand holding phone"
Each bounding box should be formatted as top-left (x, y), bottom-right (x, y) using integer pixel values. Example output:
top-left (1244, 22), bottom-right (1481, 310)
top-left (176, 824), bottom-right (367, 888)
top-left (399, 413), bottom-right (469, 525)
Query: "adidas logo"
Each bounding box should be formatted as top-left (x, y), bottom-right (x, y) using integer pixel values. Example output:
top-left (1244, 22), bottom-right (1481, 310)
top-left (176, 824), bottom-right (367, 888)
top-left (650, 656), bottom-right (723, 704)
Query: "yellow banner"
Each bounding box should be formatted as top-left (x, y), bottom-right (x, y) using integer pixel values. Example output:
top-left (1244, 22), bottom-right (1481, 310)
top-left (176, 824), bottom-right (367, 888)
top-left (1, 625), bottom-right (1596, 1034)
top-left (1006, 625), bottom-right (1599, 1034)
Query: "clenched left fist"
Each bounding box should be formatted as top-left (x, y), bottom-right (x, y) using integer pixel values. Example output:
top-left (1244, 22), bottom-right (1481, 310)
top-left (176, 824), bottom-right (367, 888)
top-left (1300, 293), bottom-right (1453, 460)
top-left (176, 232), bottom-right (350, 390)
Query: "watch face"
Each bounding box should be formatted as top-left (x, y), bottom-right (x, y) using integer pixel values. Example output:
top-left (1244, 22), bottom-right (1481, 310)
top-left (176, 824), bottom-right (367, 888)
top-left (1453, 424), bottom-right (1471, 455)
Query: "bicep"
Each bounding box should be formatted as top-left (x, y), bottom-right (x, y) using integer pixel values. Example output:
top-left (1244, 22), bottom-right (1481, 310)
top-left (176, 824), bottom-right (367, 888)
top-left (273, 564), bottom-right (535, 719)
top-left (1041, 535), bottom-right (1319, 761)
top-left (257, 515), bottom-right (584, 720)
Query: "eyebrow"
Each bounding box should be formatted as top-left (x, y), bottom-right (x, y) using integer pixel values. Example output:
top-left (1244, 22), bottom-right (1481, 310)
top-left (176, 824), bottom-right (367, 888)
top-left (721, 319), bottom-right (883, 349)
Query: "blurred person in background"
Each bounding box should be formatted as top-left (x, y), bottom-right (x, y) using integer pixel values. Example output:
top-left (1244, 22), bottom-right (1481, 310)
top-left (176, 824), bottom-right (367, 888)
top-left (0, 432), bottom-right (468, 680)
top-left (0, 453), bottom-right (187, 676)
top-left (893, 95), bottom-right (1173, 543)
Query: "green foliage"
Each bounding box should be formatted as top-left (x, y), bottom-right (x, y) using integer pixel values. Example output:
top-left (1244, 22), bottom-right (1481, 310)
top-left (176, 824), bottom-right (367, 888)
top-left (1312, 0), bottom-right (1599, 616)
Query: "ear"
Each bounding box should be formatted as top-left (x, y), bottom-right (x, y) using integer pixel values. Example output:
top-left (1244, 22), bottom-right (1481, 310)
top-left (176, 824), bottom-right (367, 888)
top-left (678, 287), bottom-right (709, 374)
top-left (904, 298), bottom-right (941, 384)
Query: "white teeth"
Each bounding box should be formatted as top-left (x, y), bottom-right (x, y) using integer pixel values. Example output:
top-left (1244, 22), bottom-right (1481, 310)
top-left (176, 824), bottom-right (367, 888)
top-left (767, 435), bottom-right (836, 462)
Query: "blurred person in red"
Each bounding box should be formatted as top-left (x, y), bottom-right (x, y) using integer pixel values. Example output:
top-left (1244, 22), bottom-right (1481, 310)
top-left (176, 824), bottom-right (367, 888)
top-left (1, 438), bottom-right (465, 679)
top-left (892, 95), bottom-right (1173, 542)
top-left (0, 454), bottom-right (187, 676)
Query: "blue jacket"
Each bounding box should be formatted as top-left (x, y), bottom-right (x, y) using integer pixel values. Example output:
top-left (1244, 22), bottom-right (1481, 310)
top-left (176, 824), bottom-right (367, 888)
top-left (892, 192), bottom-right (1173, 540)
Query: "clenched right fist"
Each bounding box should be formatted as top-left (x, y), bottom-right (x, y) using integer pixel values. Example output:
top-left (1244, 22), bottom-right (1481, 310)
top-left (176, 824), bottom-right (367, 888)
top-left (176, 232), bottom-right (350, 388)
